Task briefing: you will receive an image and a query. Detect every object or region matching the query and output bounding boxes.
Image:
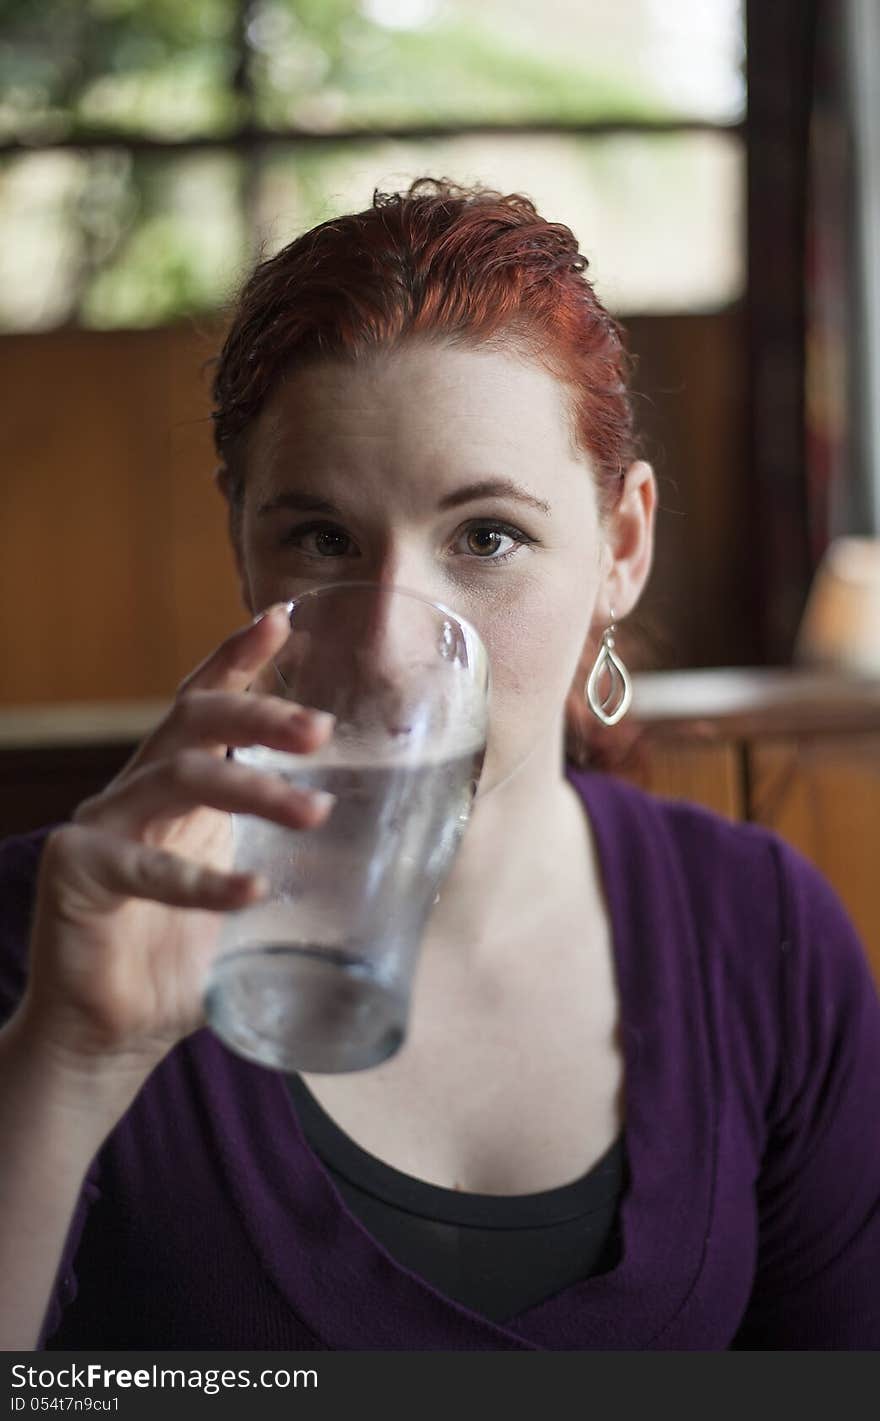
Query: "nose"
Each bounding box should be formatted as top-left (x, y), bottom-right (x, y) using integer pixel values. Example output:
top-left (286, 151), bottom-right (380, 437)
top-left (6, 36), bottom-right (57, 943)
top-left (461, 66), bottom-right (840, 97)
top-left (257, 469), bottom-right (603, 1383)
top-left (373, 548), bottom-right (434, 601)
top-left (339, 578), bottom-right (473, 742)
top-left (281, 577), bottom-right (483, 743)
top-left (350, 579), bottom-right (440, 688)
top-left (334, 538), bottom-right (434, 650)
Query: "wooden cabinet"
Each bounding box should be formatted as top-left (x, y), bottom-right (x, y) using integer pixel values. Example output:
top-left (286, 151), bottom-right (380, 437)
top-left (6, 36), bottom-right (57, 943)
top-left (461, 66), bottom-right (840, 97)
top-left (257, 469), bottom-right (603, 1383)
top-left (2, 669), bottom-right (879, 985)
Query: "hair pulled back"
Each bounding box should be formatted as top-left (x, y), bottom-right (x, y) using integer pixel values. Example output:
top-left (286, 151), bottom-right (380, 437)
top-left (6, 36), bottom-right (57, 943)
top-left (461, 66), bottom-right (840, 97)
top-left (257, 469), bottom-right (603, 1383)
top-left (209, 176), bottom-right (642, 767)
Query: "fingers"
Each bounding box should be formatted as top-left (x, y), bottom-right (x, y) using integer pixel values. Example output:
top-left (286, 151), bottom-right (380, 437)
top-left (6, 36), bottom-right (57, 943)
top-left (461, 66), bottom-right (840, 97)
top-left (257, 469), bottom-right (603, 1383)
top-left (75, 749), bottom-right (336, 839)
top-left (47, 824), bottom-right (268, 914)
top-left (120, 603), bottom-right (327, 774)
top-left (180, 602), bottom-right (293, 698)
top-left (132, 686), bottom-right (335, 768)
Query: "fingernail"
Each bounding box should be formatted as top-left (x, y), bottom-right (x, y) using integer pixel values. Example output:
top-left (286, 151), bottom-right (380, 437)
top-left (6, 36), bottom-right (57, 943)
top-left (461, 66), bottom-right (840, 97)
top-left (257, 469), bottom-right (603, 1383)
top-left (251, 600), bottom-right (293, 626)
top-left (310, 791), bottom-right (337, 814)
top-left (290, 707), bottom-right (335, 733)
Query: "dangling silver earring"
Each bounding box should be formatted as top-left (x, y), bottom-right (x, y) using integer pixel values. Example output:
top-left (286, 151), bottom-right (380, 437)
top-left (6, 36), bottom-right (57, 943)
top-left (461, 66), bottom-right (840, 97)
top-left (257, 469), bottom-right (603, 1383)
top-left (585, 606), bottom-right (632, 727)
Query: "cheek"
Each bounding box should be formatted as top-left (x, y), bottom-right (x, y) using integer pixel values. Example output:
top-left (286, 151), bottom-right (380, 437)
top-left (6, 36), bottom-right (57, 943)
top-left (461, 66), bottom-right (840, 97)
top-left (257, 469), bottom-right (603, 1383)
top-left (476, 573), bottom-right (594, 712)
top-left (466, 574), bottom-right (595, 794)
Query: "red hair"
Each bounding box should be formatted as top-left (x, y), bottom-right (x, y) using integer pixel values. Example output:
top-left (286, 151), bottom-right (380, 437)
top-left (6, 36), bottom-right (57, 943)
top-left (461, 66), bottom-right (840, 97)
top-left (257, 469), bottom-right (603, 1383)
top-left (209, 176), bottom-right (641, 768)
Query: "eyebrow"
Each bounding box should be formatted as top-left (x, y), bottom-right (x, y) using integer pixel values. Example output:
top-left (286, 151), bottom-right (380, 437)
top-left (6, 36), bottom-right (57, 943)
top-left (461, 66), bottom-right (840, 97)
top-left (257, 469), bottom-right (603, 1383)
top-left (256, 479), bottom-right (551, 518)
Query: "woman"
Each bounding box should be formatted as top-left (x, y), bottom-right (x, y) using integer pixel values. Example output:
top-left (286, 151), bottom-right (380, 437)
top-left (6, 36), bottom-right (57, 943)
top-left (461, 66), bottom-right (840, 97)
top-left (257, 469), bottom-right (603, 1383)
top-left (1, 178), bottom-right (878, 1351)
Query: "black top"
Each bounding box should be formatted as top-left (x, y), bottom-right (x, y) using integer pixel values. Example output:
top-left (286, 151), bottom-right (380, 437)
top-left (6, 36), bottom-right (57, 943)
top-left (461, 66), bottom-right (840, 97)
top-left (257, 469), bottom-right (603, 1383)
top-left (287, 1071), bottom-right (627, 1322)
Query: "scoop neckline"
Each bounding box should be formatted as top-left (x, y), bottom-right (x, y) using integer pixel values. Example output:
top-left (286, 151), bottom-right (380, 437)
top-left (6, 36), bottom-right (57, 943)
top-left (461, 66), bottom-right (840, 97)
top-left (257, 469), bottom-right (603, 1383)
top-left (287, 1067), bottom-right (627, 1227)
top-left (195, 764), bottom-right (720, 1349)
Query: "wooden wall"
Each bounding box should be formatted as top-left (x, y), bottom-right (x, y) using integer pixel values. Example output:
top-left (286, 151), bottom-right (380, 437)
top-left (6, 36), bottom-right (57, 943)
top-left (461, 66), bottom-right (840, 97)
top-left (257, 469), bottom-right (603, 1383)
top-left (0, 311), bottom-right (752, 707)
top-left (0, 324), bottom-right (243, 705)
top-left (627, 311), bottom-right (753, 669)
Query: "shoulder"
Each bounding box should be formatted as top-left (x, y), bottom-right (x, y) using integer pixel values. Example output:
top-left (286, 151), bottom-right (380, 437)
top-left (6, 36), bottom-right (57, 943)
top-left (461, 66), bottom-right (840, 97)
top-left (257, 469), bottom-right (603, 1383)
top-left (567, 764), bottom-right (875, 1011)
top-left (568, 764), bottom-right (788, 942)
top-left (620, 776), bottom-right (871, 988)
top-left (568, 761), bottom-right (856, 933)
top-left (569, 766), bottom-right (879, 1108)
top-left (648, 784), bottom-right (876, 1050)
top-left (0, 823), bottom-right (63, 1023)
top-left (0, 822), bottom-right (59, 913)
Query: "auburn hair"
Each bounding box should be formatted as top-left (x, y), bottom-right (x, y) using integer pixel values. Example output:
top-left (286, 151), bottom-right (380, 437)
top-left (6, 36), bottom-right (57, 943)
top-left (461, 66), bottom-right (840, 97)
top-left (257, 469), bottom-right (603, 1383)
top-left (209, 176), bottom-right (643, 769)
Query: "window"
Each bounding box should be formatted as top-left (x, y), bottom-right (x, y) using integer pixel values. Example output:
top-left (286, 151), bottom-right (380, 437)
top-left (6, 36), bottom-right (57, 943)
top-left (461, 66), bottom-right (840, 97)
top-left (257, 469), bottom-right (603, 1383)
top-left (0, 0), bottom-right (745, 330)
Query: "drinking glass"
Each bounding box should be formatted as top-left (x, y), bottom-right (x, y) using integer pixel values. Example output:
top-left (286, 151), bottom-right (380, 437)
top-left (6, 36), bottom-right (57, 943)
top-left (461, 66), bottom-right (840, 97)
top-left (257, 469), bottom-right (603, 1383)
top-left (203, 581), bottom-right (490, 1073)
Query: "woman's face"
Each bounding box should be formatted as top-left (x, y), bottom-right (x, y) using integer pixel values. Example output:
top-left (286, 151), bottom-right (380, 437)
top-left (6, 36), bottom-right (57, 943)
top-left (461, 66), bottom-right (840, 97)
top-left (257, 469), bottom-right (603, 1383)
top-left (227, 338), bottom-right (654, 793)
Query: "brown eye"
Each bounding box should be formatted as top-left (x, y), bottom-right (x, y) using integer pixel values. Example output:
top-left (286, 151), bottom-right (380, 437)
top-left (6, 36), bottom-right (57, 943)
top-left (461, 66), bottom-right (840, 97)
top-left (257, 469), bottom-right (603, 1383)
top-left (466, 528), bottom-right (505, 556)
top-left (458, 522), bottom-right (527, 561)
top-left (279, 523), bottom-right (353, 557)
top-left (312, 529), bottom-right (350, 556)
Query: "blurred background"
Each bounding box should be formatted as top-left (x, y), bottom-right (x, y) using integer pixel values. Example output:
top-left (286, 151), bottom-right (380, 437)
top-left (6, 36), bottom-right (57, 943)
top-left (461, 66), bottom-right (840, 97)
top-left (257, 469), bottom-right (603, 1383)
top-left (3, 1), bottom-right (880, 971)
top-left (7, 0), bottom-right (878, 703)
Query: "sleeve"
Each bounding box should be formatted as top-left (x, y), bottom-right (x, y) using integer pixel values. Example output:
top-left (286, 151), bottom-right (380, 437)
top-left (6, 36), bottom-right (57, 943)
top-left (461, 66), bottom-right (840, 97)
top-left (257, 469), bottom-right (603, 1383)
top-left (0, 829), bottom-right (105, 1350)
top-left (730, 835), bottom-right (880, 1348)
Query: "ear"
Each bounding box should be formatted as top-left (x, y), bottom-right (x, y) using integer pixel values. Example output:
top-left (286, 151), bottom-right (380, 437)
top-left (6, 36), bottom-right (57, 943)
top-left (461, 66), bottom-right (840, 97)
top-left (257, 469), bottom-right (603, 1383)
top-left (595, 460), bottom-right (657, 627)
top-left (213, 465), bottom-right (253, 615)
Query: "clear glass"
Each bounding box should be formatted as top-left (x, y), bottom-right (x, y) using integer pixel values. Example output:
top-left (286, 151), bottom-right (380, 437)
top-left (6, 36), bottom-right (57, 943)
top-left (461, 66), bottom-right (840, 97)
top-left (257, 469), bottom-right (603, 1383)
top-left (203, 582), bottom-right (490, 1074)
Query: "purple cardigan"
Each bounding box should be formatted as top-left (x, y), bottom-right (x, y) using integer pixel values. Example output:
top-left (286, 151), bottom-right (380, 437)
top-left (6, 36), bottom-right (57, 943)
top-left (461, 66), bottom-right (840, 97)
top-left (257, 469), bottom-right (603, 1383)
top-left (2, 766), bottom-right (879, 1350)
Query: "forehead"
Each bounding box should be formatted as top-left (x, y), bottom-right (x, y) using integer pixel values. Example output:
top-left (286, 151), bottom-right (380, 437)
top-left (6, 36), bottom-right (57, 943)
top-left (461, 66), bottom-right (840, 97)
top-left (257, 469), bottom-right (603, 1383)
top-left (246, 341), bottom-right (585, 484)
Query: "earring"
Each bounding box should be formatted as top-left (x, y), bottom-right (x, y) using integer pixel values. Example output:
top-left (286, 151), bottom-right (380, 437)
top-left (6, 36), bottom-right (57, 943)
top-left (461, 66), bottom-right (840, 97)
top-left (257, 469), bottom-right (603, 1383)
top-left (585, 606), bottom-right (632, 727)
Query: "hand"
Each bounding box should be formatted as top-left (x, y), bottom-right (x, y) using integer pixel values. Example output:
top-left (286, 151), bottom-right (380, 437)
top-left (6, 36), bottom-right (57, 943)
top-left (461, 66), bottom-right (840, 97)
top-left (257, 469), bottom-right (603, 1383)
top-left (17, 603), bottom-right (335, 1078)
